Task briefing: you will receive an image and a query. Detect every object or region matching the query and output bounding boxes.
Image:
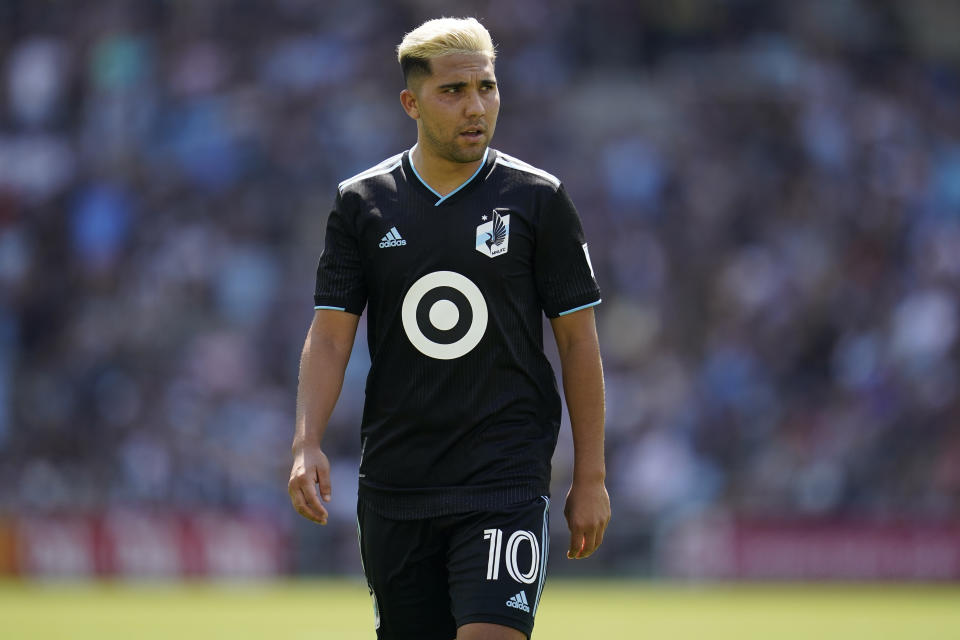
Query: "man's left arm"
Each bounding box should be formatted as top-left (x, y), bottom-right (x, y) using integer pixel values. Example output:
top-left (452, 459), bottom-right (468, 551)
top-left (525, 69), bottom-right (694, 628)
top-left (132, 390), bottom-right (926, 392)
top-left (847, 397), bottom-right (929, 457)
top-left (550, 307), bottom-right (611, 560)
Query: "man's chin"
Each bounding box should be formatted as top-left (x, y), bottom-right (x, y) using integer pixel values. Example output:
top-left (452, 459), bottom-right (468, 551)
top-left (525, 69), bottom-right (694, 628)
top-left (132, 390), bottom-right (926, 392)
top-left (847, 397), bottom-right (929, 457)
top-left (451, 142), bottom-right (488, 163)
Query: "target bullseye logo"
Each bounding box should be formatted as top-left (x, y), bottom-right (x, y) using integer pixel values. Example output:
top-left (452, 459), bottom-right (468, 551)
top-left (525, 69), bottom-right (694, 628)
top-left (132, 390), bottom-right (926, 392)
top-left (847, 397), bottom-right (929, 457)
top-left (401, 271), bottom-right (488, 360)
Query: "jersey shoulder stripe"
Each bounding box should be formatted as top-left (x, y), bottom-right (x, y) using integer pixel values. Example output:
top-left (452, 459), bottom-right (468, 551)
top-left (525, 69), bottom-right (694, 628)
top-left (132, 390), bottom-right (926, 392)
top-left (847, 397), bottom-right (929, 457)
top-left (494, 152), bottom-right (561, 188)
top-left (338, 152), bottom-right (404, 193)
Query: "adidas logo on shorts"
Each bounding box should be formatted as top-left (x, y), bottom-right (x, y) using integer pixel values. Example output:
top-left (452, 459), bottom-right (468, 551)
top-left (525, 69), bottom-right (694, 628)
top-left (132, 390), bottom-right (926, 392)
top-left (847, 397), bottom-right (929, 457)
top-left (379, 226), bottom-right (406, 248)
top-left (505, 590), bottom-right (530, 613)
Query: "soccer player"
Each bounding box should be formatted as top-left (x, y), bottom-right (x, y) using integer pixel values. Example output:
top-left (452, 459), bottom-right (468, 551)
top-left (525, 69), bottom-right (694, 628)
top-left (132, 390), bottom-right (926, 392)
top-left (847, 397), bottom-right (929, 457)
top-left (288, 16), bottom-right (610, 640)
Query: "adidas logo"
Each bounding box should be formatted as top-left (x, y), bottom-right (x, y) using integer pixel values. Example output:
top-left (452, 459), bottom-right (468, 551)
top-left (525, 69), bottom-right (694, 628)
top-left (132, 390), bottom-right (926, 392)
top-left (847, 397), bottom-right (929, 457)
top-left (505, 590), bottom-right (530, 613)
top-left (379, 226), bottom-right (406, 248)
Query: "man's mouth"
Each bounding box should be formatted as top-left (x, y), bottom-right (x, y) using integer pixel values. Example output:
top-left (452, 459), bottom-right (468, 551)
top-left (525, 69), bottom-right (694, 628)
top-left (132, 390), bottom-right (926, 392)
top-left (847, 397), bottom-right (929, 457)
top-left (459, 127), bottom-right (485, 140)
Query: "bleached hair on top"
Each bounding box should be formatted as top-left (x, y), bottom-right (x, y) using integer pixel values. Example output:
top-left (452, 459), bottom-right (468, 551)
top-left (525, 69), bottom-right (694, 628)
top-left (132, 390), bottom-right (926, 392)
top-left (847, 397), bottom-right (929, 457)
top-left (396, 17), bottom-right (496, 83)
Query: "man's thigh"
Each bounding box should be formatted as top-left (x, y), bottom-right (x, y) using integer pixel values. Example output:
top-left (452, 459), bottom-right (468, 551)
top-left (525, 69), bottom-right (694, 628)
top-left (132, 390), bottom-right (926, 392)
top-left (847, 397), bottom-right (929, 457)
top-left (446, 496), bottom-right (551, 640)
top-left (357, 502), bottom-right (457, 640)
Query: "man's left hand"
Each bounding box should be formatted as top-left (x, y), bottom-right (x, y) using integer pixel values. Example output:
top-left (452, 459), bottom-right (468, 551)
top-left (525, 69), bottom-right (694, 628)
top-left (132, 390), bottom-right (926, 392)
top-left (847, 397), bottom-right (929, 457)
top-left (563, 479), bottom-right (611, 559)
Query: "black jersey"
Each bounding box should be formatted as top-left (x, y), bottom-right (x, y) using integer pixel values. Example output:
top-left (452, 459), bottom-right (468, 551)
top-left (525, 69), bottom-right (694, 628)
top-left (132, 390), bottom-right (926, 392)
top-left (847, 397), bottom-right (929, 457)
top-left (314, 147), bottom-right (600, 519)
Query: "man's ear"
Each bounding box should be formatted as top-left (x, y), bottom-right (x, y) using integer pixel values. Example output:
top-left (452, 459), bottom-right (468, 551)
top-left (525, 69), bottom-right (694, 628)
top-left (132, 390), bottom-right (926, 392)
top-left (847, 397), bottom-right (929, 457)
top-left (400, 88), bottom-right (420, 120)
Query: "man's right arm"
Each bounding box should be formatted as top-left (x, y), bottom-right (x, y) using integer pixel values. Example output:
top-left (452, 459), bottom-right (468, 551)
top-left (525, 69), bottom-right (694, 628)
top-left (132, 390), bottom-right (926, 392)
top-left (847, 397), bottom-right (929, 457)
top-left (288, 309), bottom-right (360, 525)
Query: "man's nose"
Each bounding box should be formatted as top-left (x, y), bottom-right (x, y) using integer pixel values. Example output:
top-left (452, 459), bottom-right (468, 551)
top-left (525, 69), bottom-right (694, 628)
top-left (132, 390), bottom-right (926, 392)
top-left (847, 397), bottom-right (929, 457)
top-left (464, 89), bottom-right (485, 118)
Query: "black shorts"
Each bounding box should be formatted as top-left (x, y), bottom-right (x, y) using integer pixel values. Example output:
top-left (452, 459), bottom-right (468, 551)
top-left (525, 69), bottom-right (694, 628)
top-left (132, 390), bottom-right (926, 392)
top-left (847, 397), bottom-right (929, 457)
top-left (357, 496), bottom-right (551, 640)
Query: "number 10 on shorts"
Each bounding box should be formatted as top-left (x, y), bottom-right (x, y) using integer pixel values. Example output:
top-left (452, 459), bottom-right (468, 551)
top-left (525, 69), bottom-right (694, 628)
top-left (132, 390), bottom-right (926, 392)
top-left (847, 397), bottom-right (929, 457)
top-left (484, 528), bottom-right (540, 584)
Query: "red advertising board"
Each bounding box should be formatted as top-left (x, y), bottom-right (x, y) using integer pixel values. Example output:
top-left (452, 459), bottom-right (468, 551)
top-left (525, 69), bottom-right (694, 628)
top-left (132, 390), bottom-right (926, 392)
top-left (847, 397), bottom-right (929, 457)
top-left (663, 514), bottom-right (960, 580)
top-left (3, 511), bottom-right (289, 579)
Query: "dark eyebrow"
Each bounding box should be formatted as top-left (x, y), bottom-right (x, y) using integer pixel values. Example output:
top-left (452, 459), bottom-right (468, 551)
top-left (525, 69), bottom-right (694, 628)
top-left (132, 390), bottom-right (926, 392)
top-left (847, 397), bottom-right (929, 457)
top-left (437, 79), bottom-right (497, 91)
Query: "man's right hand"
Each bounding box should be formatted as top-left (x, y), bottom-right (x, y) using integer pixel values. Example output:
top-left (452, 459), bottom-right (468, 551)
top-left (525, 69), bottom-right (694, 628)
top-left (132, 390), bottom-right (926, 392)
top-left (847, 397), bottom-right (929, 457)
top-left (288, 444), bottom-right (332, 525)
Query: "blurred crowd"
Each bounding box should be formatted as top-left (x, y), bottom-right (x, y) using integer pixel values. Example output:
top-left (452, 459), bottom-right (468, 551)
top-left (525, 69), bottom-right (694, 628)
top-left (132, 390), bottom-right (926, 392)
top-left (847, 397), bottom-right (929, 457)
top-left (2, 0), bottom-right (959, 572)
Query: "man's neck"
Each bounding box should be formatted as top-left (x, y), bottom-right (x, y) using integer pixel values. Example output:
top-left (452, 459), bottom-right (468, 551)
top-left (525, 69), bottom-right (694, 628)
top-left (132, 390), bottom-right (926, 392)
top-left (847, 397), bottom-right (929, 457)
top-left (410, 143), bottom-right (486, 197)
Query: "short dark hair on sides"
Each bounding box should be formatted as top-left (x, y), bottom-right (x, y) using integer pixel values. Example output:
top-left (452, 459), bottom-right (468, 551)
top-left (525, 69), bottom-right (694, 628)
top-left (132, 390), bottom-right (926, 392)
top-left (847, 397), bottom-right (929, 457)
top-left (401, 56), bottom-right (432, 86)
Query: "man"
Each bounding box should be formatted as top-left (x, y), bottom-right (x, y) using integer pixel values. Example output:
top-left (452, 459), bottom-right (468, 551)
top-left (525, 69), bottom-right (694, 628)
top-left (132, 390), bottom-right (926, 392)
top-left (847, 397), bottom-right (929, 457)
top-left (288, 16), bottom-right (609, 640)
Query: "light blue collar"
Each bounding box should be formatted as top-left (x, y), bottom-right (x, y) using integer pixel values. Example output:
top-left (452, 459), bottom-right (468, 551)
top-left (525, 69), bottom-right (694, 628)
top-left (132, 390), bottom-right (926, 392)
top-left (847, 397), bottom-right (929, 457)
top-left (409, 145), bottom-right (490, 206)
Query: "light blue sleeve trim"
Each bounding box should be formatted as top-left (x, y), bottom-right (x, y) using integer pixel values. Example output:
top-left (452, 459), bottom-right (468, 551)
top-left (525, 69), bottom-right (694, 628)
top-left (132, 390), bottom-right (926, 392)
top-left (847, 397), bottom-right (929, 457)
top-left (314, 305), bottom-right (346, 311)
top-left (558, 299), bottom-right (601, 316)
top-left (409, 146), bottom-right (490, 206)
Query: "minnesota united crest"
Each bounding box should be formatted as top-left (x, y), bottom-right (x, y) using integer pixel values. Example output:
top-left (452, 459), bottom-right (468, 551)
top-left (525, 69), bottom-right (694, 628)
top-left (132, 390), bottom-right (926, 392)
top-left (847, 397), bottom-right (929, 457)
top-left (476, 208), bottom-right (510, 258)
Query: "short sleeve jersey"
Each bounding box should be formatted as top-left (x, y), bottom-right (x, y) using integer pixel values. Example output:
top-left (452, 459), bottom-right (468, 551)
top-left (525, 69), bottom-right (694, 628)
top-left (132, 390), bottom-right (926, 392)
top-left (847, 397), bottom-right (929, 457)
top-left (314, 148), bottom-right (600, 519)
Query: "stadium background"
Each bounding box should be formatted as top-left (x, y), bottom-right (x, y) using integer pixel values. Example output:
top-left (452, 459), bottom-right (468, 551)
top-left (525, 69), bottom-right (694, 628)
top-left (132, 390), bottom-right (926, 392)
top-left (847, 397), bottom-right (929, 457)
top-left (1, 0), bottom-right (960, 635)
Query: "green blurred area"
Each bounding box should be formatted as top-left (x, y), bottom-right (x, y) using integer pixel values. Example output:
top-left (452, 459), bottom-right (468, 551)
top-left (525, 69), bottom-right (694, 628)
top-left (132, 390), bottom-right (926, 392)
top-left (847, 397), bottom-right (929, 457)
top-left (1, 579), bottom-right (958, 639)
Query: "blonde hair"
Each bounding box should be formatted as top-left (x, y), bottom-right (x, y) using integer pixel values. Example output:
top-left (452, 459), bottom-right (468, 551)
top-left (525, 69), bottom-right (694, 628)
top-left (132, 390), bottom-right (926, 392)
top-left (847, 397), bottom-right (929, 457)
top-left (396, 17), bottom-right (496, 85)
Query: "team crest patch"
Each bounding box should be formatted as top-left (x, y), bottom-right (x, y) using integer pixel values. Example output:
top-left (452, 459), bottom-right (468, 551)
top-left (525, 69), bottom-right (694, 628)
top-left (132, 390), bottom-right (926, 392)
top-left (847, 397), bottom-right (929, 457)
top-left (476, 209), bottom-right (510, 258)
